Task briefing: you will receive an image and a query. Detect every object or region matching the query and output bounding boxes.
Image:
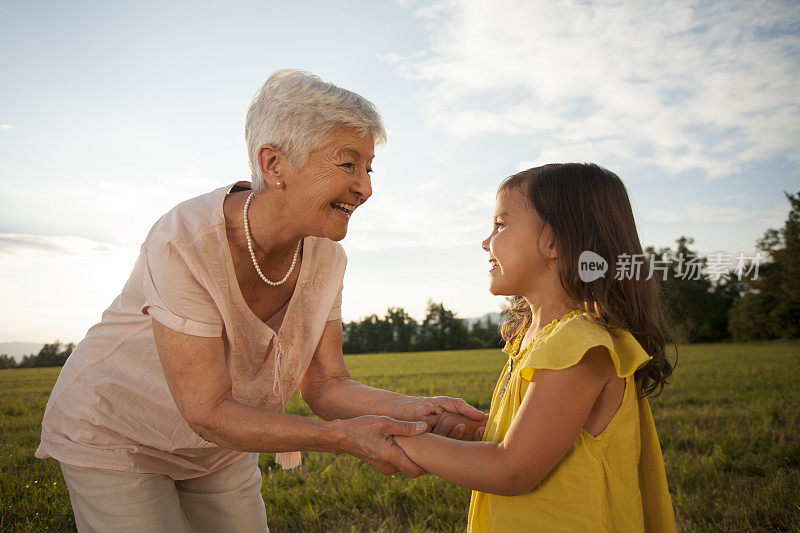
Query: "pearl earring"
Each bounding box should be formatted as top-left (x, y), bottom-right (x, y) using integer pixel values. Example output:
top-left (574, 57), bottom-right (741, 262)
top-left (276, 181), bottom-right (281, 187)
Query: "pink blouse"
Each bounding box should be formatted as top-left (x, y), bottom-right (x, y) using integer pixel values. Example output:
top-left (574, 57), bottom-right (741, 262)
top-left (35, 182), bottom-right (346, 480)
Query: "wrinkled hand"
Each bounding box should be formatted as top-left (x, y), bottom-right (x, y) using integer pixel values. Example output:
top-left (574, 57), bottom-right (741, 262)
top-left (339, 415), bottom-right (427, 477)
top-left (429, 411), bottom-right (488, 441)
top-left (400, 395), bottom-right (485, 430)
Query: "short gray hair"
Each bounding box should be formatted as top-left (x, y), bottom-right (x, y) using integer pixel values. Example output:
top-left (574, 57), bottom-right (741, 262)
top-left (245, 69), bottom-right (387, 192)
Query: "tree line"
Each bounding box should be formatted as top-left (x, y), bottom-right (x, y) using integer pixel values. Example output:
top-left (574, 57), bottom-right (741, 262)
top-left (1, 190), bottom-right (797, 368)
top-left (653, 191), bottom-right (799, 343)
top-left (0, 341), bottom-right (74, 370)
top-left (342, 303), bottom-right (502, 354)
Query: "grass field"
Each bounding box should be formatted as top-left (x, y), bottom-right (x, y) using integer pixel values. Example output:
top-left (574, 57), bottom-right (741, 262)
top-left (1, 341), bottom-right (799, 532)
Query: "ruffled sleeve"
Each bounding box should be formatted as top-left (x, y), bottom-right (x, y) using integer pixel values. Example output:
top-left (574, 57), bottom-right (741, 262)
top-left (141, 237), bottom-right (224, 338)
top-left (519, 314), bottom-right (652, 382)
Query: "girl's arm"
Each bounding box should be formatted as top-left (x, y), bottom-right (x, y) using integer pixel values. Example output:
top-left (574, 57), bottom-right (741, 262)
top-left (395, 345), bottom-right (616, 496)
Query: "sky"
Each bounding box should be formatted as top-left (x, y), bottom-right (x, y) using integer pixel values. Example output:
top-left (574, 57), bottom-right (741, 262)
top-left (1, 0), bottom-right (799, 345)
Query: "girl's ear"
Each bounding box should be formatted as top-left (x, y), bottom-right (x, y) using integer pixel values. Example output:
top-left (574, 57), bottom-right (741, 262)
top-left (541, 225), bottom-right (558, 261)
top-left (546, 237), bottom-right (558, 260)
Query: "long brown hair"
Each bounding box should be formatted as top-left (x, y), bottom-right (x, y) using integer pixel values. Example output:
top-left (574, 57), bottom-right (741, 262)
top-left (499, 163), bottom-right (675, 397)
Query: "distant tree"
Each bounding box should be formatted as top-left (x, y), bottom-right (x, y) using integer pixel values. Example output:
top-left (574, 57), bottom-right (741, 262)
top-left (63, 342), bottom-right (75, 358)
top-left (729, 191), bottom-right (800, 340)
top-left (384, 307), bottom-right (417, 352)
top-left (17, 353), bottom-right (38, 368)
top-left (0, 354), bottom-right (17, 369)
top-left (645, 236), bottom-right (737, 343)
top-left (361, 314), bottom-right (391, 353)
top-left (35, 341), bottom-right (74, 367)
top-left (467, 316), bottom-right (502, 348)
top-left (418, 300), bottom-right (469, 351)
top-left (46, 341), bottom-right (73, 367)
top-left (342, 320), bottom-right (364, 354)
top-left (9, 341), bottom-right (75, 368)
top-left (342, 314), bottom-right (387, 354)
top-left (343, 307), bottom-right (421, 354)
top-left (350, 315), bottom-right (379, 354)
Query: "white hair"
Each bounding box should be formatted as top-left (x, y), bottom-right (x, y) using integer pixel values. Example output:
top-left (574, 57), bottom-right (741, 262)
top-left (245, 69), bottom-right (387, 192)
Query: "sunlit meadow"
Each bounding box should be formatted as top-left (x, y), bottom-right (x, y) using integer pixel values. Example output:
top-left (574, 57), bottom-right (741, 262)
top-left (2, 342), bottom-right (799, 532)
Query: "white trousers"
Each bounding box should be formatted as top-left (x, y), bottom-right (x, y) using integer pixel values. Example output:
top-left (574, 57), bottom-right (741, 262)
top-left (59, 453), bottom-right (269, 533)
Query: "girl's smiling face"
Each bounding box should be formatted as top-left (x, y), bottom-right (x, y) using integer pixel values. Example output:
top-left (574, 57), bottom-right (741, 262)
top-left (481, 188), bottom-right (559, 297)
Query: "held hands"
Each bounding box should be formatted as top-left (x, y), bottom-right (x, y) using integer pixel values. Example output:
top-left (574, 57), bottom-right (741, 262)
top-left (399, 396), bottom-right (487, 441)
top-left (429, 411), bottom-right (487, 441)
top-left (336, 397), bottom-right (486, 478)
top-left (337, 415), bottom-right (428, 477)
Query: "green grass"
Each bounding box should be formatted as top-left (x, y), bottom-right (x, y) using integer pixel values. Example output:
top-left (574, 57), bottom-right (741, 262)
top-left (1, 342), bottom-right (799, 532)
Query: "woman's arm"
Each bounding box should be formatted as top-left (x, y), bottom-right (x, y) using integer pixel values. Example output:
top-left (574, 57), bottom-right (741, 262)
top-left (394, 346), bottom-right (616, 496)
top-left (299, 320), bottom-right (486, 429)
top-left (151, 319), bottom-right (427, 476)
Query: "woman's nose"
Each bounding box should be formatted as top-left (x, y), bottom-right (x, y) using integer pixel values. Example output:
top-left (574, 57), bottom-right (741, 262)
top-left (352, 170), bottom-right (372, 203)
top-left (481, 236), bottom-right (490, 251)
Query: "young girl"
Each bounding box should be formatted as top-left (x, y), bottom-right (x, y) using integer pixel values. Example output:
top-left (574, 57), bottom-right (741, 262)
top-left (395, 163), bottom-right (677, 532)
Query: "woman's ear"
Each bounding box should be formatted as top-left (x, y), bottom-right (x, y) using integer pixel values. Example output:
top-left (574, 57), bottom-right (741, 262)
top-left (258, 144), bottom-right (285, 189)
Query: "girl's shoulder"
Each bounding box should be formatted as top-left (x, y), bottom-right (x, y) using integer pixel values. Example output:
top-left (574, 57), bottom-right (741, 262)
top-left (517, 311), bottom-right (652, 380)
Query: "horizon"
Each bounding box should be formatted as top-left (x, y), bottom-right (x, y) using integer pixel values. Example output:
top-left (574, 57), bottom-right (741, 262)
top-left (2, 309), bottom-right (508, 358)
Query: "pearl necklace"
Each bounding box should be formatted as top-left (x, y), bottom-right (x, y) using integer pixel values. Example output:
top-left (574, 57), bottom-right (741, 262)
top-left (243, 192), bottom-right (301, 286)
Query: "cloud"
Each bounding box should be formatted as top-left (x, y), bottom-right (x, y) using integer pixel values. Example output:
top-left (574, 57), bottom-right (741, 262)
top-left (645, 202), bottom-right (786, 225)
top-left (0, 234), bottom-right (140, 343)
top-left (64, 178), bottom-right (222, 213)
top-left (343, 180), bottom-right (496, 251)
top-left (0, 124), bottom-right (14, 130)
top-left (0, 233), bottom-right (127, 257)
top-left (386, 0), bottom-right (800, 179)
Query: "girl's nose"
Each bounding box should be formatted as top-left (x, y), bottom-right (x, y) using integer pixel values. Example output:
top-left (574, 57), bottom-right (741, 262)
top-left (481, 236), bottom-right (490, 251)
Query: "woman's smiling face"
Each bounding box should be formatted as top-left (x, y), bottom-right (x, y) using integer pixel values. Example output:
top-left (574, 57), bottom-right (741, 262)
top-left (282, 128), bottom-right (374, 241)
top-left (481, 188), bottom-right (558, 297)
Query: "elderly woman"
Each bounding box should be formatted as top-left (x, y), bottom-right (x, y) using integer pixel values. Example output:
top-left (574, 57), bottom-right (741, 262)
top-left (35, 70), bottom-right (484, 532)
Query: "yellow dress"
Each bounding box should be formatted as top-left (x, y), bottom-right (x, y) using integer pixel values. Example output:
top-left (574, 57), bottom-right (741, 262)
top-left (467, 309), bottom-right (677, 532)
